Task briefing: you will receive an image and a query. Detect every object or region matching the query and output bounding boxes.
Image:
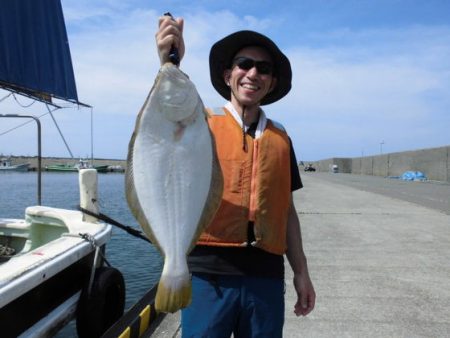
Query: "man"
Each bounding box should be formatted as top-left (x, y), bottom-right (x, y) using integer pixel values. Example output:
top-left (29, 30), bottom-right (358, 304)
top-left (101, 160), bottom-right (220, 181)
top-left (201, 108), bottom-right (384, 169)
top-left (156, 15), bottom-right (315, 338)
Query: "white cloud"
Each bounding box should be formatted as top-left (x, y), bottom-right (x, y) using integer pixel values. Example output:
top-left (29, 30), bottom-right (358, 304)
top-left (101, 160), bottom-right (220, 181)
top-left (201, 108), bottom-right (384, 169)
top-left (277, 25), bottom-right (450, 159)
top-left (2, 4), bottom-right (449, 160)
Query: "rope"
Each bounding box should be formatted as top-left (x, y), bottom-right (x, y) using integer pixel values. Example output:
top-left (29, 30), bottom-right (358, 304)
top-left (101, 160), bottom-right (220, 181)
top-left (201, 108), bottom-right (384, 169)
top-left (0, 92), bottom-right (12, 103)
top-left (47, 104), bottom-right (74, 158)
top-left (0, 235), bottom-right (15, 257)
top-left (78, 206), bottom-right (152, 244)
top-left (0, 108), bottom-right (54, 137)
top-left (63, 231), bottom-right (111, 298)
top-left (0, 244), bottom-right (15, 257)
top-left (12, 93), bottom-right (36, 108)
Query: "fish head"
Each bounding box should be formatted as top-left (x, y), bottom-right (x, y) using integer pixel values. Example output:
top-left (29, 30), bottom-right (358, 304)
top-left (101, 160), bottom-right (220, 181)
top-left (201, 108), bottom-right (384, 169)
top-left (155, 63), bottom-right (201, 123)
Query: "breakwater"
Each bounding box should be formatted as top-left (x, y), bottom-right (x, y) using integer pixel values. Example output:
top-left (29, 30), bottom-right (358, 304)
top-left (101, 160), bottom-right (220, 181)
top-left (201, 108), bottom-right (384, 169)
top-left (8, 145), bottom-right (450, 182)
top-left (5, 156), bottom-right (127, 171)
top-left (304, 145), bottom-right (450, 183)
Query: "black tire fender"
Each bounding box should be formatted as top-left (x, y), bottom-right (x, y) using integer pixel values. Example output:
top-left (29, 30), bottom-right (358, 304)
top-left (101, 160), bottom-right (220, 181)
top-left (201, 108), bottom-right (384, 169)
top-left (76, 266), bottom-right (126, 338)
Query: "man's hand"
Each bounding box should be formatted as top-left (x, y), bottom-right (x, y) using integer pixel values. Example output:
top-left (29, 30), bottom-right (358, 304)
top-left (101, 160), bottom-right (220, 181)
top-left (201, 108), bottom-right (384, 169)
top-left (293, 272), bottom-right (316, 316)
top-left (155, 15), bottom-right (185, 66)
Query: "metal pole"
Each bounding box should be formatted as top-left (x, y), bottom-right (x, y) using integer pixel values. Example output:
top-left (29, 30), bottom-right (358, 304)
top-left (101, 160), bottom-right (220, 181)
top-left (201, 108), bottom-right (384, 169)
top-left (91, 107), bottom-right (94, 165)
top-left (0, 114), bottom-right (42, 205)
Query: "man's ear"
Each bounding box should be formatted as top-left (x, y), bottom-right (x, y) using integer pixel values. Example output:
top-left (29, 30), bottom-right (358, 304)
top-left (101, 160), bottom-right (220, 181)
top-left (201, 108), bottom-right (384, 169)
top-left (223, 70), bottom-right (231, 86)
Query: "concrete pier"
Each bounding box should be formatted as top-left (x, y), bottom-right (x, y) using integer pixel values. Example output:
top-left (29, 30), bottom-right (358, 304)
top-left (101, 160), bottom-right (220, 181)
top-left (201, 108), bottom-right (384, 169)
top-left (149, 172), bottom-right (450, 337)
top-left (284, 173), bottom-right (450, 337)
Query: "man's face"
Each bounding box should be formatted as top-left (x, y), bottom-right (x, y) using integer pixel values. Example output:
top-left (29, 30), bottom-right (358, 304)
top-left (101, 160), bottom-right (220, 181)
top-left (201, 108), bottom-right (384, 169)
top-left (224, 46), bottom-right (277, 109)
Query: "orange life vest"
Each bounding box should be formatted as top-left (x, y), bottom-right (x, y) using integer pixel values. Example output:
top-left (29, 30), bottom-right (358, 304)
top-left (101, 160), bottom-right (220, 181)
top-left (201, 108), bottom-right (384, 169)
top-left (197, 107), bottom-right (291, 255)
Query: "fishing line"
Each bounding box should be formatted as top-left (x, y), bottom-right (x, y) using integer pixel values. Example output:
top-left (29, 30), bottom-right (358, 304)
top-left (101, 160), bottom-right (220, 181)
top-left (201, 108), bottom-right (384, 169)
top-left (78, 206), bottom-right (152, 244)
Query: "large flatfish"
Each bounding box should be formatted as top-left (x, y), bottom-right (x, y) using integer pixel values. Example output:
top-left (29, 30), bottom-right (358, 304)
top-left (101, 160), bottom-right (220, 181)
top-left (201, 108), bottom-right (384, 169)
top-left (126, 63), bottom-right (222, 313)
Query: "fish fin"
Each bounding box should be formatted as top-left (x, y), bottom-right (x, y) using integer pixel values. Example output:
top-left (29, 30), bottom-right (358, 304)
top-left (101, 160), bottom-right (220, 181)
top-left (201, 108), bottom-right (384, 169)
top-left (125, 150), bottom-right (159, 246)
top-left (155, 271), bottom-right (192, 313)
top-left (125, 91), bottom-right (162, 250)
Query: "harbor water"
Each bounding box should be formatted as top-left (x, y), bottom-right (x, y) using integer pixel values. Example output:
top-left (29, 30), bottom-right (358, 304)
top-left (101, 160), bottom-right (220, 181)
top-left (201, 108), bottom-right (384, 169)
top-left (0, 171), bottom-right (163, 336)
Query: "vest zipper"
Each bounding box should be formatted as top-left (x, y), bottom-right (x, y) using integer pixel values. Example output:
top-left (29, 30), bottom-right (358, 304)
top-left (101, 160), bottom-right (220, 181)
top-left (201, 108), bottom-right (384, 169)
top-left (248, 140), bottom-right (259, 222)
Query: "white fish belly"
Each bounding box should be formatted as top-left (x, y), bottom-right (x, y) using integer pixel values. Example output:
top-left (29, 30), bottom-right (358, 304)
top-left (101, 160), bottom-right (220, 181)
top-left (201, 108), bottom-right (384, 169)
top-left (132, 105), bottom-right (213, 259)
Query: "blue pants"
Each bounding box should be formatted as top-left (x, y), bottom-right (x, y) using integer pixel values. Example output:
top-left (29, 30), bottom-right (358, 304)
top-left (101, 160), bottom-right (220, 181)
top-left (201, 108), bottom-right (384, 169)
top-left (181, 273), bottom-right (285, 338)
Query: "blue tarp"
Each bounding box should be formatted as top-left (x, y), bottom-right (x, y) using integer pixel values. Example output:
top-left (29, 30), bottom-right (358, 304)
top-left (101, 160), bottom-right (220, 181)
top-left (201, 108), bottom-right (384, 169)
top-left (0, 0), bottom-right (79, 104)
top-left (401, 171), bottom-right (427, 181)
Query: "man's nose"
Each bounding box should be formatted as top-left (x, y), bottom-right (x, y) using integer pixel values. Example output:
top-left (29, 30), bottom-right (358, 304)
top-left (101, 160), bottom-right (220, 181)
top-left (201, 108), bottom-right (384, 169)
top-left (246, 66), bottom-right (259, 77)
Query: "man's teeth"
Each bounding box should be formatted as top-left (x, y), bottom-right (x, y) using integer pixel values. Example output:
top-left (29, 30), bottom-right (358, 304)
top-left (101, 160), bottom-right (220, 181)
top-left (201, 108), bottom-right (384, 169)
top-left (242, 84), bottom-right (258, 90)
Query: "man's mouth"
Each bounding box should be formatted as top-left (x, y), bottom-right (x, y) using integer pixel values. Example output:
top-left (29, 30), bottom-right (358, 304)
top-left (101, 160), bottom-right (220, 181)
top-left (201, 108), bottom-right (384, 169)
top-left (241, 83), bottom-right (260, 91)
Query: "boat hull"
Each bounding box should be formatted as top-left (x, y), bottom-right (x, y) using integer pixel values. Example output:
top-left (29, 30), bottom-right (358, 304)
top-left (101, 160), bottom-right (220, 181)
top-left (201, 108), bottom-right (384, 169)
top-left (45, 165), bottom-right (79, 172)
top-left (0, 206), bottom-right (114, 337)
top-left (0, 163), bottom-right (30, 172)
top-left (45, 164), bottom-right (109, 173)
top-left (0, 250), bottom-right (96, 337)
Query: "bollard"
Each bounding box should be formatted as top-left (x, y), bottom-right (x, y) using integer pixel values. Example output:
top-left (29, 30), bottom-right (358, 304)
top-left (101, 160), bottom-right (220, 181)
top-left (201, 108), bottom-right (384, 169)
top-left (79, 169), bottom-right (99, 223)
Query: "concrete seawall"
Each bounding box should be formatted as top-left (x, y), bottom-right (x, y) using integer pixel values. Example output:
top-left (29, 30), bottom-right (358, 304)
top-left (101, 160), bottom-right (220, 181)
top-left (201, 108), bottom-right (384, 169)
top-left (307, 145), bottom-right (450, 182)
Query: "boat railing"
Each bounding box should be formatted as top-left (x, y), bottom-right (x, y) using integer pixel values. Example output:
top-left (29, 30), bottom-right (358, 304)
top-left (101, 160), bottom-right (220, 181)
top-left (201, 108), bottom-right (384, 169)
top-left (0, 114), bottom-right (41, 205)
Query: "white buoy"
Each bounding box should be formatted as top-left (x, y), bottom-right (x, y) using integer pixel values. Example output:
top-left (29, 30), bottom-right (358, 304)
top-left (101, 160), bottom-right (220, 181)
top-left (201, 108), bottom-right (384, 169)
top-left (79, 169), bottom-right (99, 223)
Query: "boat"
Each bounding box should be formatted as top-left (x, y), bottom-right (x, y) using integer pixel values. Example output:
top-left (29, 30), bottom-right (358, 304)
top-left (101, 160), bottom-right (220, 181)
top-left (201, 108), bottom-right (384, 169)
top-left (0, 170), bottom-right (125, 338)
top-left (0, 157), bottom-right (30, 172)
top-left (107, 165), bottom-right (125, 173)
top-left (46, 159), bottom-right (109, 173)
top-left (0, 1), bottom-right (125, 336)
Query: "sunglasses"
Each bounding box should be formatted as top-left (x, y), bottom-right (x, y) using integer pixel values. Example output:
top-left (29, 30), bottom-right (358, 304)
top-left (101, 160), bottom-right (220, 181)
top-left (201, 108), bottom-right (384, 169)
top-left (232, 57), bottom-right (274, 75)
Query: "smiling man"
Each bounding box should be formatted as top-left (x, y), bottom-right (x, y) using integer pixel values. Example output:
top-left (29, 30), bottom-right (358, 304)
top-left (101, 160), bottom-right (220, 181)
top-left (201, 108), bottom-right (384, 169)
top-left (156, 16), bottom-right (315, 338)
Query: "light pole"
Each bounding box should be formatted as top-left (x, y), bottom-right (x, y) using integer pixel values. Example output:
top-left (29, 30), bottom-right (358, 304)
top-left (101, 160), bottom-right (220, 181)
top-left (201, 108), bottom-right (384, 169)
top-left (380, 140), bottom-right (385, 155)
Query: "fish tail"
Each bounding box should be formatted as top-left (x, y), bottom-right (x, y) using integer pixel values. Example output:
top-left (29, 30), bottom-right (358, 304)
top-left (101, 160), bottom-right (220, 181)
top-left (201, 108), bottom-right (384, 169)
top-left (155, 269), bottom-right (192, 313)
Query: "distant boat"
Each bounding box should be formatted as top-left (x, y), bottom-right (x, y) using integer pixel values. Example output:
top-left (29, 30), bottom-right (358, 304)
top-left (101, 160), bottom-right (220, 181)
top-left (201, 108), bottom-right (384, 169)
top-left (107, 165), bottom-right (125, 173)
top-left (46, 159), bottom-right (109, 173)
top-left (0, 158), bottom-right (30, 172)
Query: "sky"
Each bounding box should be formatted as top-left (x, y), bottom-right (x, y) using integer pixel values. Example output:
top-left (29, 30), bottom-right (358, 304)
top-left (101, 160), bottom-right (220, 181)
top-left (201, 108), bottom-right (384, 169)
top-left (1, 0), bottom-right (449, 161)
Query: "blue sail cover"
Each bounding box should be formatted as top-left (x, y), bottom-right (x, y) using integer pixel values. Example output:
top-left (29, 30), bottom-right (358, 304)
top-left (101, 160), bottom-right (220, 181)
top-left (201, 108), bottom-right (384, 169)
top-left (0, 0), bottom-right (79, 104)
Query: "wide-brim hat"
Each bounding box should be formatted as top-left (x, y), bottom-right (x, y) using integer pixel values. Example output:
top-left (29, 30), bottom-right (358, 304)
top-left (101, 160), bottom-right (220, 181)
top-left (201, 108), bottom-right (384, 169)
top-left (209, 30), bottom-right (292, 105)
